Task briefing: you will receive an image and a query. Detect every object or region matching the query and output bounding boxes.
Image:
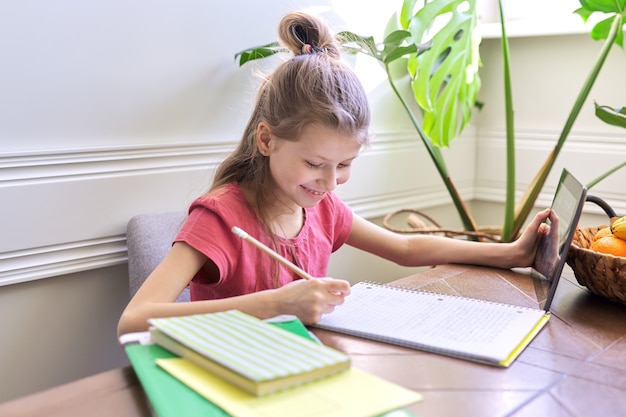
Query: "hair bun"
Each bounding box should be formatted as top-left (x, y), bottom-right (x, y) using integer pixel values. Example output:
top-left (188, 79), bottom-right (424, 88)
top-left (278, 12), bottom-right (339, 59)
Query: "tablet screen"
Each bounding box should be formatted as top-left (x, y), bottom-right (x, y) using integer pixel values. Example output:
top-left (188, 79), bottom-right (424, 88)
top-left (531, 169), bottom-right (587, 311)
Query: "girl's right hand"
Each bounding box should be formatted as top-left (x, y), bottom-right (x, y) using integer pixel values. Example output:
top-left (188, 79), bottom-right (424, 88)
top-left (274, 278), bottom-right (351, 324)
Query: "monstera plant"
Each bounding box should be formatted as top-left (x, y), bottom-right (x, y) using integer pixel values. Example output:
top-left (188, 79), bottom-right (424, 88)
top-left (236, 0), bottom-right (626, 242)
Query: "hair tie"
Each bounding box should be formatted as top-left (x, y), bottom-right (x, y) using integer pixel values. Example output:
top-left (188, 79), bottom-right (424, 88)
top-left (301, 44), bottom-right (313, 54)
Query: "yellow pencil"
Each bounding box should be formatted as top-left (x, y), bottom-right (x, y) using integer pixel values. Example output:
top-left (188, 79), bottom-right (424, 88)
top-left (231, 226), bottom-right (314, 280)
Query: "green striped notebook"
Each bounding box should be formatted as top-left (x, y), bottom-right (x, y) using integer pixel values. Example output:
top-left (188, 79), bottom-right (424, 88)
top-left (148, 310), bottom-right (351, 396)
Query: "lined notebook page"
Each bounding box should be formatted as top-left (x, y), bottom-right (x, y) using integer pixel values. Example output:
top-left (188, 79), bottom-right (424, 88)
top-left (314, 282), bottom-right (548, 365)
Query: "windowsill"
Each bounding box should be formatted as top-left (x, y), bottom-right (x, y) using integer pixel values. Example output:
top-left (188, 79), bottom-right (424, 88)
top-left (479, 14), bottom-right (602, 39)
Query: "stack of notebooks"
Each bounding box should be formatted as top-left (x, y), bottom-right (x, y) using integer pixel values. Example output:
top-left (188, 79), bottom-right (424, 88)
top-left (148, 310), bottom-right (351, 396)
top-left (120, 309), bottom-right (422, 417)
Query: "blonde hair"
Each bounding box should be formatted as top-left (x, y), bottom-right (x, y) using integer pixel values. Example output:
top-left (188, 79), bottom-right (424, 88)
top-left (211, 11), bottom-right (371, 226)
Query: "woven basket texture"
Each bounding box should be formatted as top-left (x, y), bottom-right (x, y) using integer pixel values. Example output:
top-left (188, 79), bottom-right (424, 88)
top-left (566, 225), bottom-right (626, 305)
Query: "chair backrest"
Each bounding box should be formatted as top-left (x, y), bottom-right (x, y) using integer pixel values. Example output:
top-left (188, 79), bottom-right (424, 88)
top-left (126, 211), bottom-right (190, 302)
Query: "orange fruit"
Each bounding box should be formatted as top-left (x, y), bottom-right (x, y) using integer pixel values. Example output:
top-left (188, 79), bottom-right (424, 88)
top-left (593, 227), bottom-right (613, 242)
top-left (590, 235), bottom-right (626, 257)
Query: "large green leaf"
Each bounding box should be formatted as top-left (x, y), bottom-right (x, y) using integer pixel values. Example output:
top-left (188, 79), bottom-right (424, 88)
top-left (337, 30), bottom-right (430, 64)
top-left (578, 0), bottom-right (626, 14)
top-left (235, 42), bottom-right (284, 66)
top-left (400, 0), bottom-right (481, 147)
top-left (595, 102), bottom-right (626, 128)
top-left (576, 0), bottom-right (626, 45)
top-left (590, 16), bottom-right (625, 45)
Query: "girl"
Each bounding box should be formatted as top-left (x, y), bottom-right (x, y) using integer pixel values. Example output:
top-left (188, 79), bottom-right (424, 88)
top-left (117, 11), bottom-right (553, 336)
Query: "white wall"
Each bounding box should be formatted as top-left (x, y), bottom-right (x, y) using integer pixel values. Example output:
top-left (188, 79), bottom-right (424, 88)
top-left (1, 0), bottom-right (625, 402)
top-left (475, 33), bottom-right (626, 213)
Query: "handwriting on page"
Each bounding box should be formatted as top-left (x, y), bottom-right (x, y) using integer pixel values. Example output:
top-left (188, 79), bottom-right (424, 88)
top-left (318, 283), bottom-right (547, 363)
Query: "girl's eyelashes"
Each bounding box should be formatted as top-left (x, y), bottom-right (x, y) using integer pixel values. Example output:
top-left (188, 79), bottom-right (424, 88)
top-left (305, 160), bottom-right (352, 169)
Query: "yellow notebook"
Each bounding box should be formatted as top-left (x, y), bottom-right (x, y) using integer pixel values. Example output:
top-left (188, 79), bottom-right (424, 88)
top-left (148, 310), bottom-right (350, 396)
top-left (156, 357), bottom-right (422, 417)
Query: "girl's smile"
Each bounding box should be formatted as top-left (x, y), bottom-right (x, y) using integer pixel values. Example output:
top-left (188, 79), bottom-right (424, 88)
top-left (301, 185), bottom-right (326, 198)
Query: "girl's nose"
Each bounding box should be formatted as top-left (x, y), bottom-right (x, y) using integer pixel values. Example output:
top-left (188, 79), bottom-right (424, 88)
top-left (318, 168), bottom-right (337, 191)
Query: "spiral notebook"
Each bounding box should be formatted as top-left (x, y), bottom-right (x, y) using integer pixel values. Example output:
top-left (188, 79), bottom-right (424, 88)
top-left (314, 169), bottom-right (587, 367)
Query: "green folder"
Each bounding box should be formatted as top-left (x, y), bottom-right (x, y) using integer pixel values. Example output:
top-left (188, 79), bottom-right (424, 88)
top-left (123, 317), bottom-right (418, 417)
top-left (125, 343), bottom-right (227, 416)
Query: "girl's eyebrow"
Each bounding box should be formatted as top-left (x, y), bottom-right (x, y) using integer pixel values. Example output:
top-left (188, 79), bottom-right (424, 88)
top-left (310, 153), bottom-right (360, 163)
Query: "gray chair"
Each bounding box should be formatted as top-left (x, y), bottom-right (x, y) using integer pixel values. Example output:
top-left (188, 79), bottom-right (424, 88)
top-left (126, 211), bottom-right (190, 302)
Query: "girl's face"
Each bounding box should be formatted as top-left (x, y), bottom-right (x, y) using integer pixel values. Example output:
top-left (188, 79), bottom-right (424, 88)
top-left (259, 123), bottom-right (362, 211)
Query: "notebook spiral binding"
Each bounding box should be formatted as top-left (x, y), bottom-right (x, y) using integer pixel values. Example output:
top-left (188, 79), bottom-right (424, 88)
top-left (359, 280), bottom-right (541, 312)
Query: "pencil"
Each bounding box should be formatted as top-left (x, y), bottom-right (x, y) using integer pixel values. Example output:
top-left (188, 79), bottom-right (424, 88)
top-left (231, 226), bottom-right (314, 280)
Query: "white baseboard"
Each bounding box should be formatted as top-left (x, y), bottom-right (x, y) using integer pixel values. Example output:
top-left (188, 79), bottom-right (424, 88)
top-left (0, 236), bottom-right (127, 286)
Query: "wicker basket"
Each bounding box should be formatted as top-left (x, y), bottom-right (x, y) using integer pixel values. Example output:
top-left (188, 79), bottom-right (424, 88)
top-left (565, 196), bottom-right (626, 305)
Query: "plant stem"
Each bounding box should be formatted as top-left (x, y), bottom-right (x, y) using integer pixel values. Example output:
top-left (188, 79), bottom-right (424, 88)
top-left (587, 161), bottom-right (626, 189)
top-left (385, 63), bottom-right (479, 233)
top-left (556, 15), bottom-right (622, 151)
top-left (498, 0), bottom-right (516, 242)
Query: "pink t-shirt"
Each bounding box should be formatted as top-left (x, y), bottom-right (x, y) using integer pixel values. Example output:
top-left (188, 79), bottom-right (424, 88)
top-left (174, 183), bottom-right (353, 301)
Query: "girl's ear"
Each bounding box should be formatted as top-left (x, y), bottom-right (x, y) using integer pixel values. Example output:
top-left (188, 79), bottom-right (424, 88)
top-left (256, 122), bottom-right (272, 156)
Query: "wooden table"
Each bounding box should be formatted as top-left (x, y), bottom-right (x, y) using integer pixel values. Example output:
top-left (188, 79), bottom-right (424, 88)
top-left (2, 264), bottom-right (625, 417)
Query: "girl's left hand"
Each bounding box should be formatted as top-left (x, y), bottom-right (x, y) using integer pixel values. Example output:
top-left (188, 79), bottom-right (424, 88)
top-left (511, 208), bottom-right (556, 267)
